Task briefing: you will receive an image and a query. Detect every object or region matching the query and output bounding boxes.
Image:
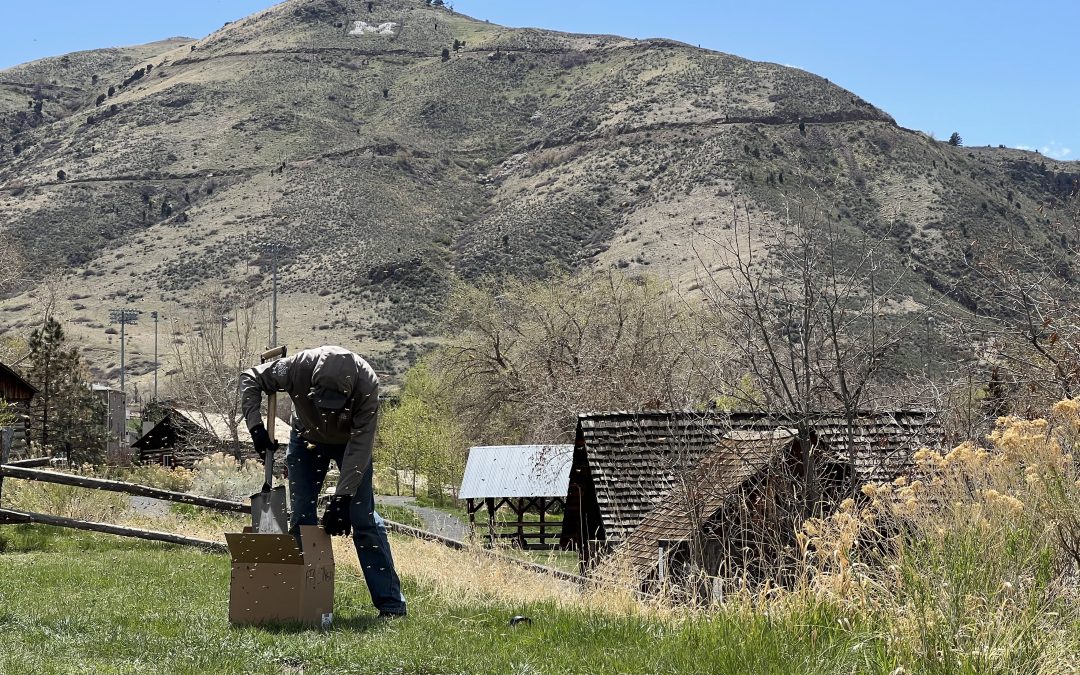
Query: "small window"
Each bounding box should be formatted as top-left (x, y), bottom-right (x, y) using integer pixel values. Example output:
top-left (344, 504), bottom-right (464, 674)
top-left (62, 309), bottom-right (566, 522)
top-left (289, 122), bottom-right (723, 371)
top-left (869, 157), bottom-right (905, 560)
top-left (162, 453), bottom-right (174, 468)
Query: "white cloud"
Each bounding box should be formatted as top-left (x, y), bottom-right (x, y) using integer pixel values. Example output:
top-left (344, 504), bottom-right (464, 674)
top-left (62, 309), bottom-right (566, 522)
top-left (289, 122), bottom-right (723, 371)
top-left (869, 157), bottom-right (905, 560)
top-left (1012, 141), bottom-right (1072, 160)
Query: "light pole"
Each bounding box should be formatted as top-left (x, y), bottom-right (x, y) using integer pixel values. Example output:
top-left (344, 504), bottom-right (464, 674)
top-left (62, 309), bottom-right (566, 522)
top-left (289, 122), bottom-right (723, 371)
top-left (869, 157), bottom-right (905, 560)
top-left (109, 309), bottom-right (140, 401)
top-left (262, 243), bottom-right (284, 347)
top-left (150, 311), bottom-right (160, 400)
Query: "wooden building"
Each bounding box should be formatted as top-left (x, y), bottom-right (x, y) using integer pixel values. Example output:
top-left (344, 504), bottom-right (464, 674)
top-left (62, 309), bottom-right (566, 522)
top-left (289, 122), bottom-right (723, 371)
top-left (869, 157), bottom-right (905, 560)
top-left (133, 405), bottom-right (290, 469)
top-left (459, 444), bottom-right (573, 549)
top-left (0, 362), bottom-right (38, 459)
top-left (559, 410), bottom-right (942, 570)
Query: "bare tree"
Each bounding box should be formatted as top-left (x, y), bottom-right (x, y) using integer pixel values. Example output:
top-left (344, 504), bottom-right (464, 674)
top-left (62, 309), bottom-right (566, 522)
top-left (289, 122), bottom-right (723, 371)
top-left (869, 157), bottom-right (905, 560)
top-left (432, 270), bottom-right (719, 444)
top-left (0, 235), bottom-right (28, 297)
top-left (691, 199), bottom-right (927, 505)
top-left (166, 292), bottom-right (264, 459)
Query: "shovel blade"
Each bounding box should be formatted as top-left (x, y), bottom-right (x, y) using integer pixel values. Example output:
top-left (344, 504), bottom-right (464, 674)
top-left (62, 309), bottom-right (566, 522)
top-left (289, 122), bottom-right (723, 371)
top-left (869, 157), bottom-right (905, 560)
top-left (250, 485), bottom-right (289, 534)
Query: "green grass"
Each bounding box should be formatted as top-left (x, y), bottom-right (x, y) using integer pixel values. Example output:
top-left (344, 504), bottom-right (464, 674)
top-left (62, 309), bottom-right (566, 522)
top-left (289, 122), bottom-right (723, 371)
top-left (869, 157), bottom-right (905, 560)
top-left (412, 494), bottom-right (468, 520)
top-left (375, 504), bottom-right (423, 529)
top-left (0, 525), bottom-right (899, 674)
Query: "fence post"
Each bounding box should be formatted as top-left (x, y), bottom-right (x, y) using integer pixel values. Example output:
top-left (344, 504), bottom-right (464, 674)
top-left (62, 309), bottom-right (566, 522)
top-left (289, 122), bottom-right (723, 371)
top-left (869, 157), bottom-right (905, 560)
top-left (0, 427), bottom-right (12, 507)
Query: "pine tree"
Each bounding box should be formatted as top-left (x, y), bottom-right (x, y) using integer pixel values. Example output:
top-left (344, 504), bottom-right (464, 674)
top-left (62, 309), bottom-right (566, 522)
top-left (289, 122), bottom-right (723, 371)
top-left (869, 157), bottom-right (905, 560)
top-left (27, 318), bottom-right (106, 463)
top-left (948, 131), bottom-right (963, 147)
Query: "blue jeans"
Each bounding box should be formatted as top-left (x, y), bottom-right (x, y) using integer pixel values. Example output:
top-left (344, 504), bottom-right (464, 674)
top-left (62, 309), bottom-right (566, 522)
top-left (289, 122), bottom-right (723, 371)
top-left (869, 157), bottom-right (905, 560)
top-left (285, 429), bottom-right (407, 615)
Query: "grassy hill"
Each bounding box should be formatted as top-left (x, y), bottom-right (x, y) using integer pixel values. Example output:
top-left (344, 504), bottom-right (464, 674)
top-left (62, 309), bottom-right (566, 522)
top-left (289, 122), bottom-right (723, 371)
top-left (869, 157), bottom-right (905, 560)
top-left (0, 0), bottom-right (1077, 387)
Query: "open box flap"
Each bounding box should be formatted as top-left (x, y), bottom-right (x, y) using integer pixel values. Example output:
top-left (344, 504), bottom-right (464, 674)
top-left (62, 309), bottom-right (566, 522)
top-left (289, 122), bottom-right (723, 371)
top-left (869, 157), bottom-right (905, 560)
top-left (298, 525), bottom-right (334, 567)
top-left (225, 532), bottom-right (304, 564)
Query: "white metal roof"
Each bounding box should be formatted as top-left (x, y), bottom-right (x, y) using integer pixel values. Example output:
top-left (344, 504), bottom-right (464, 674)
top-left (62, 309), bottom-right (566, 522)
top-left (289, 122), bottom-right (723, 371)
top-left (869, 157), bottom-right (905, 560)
top-left (458, 445), bottom-right (574, 499)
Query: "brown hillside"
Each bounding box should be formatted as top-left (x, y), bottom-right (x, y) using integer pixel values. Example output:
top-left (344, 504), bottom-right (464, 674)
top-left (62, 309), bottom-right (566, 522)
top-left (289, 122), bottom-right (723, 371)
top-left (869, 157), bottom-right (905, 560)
top-left (0, 0), bottom-right (1077, 393)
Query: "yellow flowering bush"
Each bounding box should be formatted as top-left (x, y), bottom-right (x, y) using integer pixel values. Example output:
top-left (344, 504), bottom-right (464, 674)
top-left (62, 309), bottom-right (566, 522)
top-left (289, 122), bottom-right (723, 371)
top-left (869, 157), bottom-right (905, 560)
top-left (793, 403), bottom-right (1080, 670)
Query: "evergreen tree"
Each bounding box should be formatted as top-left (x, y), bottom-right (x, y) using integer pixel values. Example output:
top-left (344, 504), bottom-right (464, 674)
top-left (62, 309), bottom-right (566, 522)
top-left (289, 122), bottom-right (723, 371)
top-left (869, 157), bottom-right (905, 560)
top-left (27, 318), bottom-right (106, 463)
top-left (948, 131), bottom-right (963, 147)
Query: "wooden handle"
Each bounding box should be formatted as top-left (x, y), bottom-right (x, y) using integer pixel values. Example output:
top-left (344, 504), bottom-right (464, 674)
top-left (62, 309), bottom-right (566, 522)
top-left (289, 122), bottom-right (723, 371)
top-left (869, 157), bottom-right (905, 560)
top-left (267, 392), bottom-right (277, 444)
top-left (261, 345), bottom-right (287, 363)
top-left (263, 391), bottom-right (278, 488)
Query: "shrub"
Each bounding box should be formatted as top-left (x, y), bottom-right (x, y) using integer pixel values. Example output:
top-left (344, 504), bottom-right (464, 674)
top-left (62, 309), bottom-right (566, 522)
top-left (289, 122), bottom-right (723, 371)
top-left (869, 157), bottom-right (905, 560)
top-left (115, 464), bottom-right (194, 492)
top-left (5, 474), bottom-right (128, 523)
top-left (796, 404), bottom-right (1080, 671)
top-left (189, 453), bottom-right (263, 501)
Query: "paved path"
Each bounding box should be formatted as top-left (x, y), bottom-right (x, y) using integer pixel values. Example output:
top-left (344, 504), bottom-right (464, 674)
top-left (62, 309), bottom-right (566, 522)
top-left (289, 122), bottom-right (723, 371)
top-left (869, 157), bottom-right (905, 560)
top-left (375, 495), bottom-right (470, 541)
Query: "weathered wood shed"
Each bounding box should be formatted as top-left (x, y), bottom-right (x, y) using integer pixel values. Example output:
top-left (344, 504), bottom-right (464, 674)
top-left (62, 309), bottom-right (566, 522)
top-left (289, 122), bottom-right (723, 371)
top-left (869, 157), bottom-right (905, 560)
top-left (133, 406), bottom-right (290, 469)
top-left (459, 444), bottom-right (573, 548)
top-left (560, 410), bottom-right (942, 567)
top-left (0, 362), bottom-right (38, 458)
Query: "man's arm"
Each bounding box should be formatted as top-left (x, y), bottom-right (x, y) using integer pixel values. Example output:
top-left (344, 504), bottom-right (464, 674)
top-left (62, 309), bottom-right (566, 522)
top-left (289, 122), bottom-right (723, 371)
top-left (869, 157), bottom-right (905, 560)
top-left (239, 357), bottom-right (294, 431)
top-left (335, 388), bottom-right (379, 497)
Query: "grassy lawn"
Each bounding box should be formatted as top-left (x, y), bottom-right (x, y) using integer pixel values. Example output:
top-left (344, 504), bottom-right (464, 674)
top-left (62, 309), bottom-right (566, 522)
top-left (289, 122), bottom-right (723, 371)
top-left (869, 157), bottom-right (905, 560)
top-left (0, 525), bottom-right (893, 674)
top-left (374, 504), bottom-right (423, 529)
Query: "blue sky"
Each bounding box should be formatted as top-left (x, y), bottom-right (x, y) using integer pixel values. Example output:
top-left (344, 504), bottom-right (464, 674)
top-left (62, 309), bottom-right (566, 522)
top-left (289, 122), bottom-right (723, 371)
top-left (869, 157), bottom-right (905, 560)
top-left (1, 1), bottom-right (1075, 160)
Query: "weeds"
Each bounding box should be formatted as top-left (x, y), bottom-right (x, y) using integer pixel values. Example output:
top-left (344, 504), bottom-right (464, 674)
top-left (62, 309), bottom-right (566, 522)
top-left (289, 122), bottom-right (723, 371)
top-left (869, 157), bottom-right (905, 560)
top-left (188, 452), bottom-right (263, 502)
top-left (794, 405), bottom-right (1080, 672)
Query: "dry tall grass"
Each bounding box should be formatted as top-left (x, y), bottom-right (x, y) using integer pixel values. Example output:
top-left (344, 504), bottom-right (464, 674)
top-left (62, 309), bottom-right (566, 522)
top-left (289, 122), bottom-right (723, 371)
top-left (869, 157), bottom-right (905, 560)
top-left (793, 404), bottom-right (1080, 671)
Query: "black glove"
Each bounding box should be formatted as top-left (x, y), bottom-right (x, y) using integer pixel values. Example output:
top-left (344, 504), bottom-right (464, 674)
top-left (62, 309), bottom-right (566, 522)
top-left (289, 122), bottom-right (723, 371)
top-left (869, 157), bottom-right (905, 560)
top-left (321, 495), bottom-right (352, 537)
top-left (249, 424), bottom-right (276, 463)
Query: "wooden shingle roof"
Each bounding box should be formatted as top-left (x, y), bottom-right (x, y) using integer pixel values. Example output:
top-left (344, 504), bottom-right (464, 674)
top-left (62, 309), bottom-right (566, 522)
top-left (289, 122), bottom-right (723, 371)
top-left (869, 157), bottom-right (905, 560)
top-left (618, 429), bottom-right (797, 573)
top-left (575, 410), bottom-right (940, 546)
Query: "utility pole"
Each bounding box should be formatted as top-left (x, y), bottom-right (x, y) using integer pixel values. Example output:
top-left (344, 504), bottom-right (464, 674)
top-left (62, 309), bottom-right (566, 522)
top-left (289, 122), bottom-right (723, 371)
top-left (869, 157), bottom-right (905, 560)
top-left (109, 309), bottom-right (140, 402)
top-left (150, 311), bottom-right (160, 400)
top-left (263, 243), bottom-right (284, 347)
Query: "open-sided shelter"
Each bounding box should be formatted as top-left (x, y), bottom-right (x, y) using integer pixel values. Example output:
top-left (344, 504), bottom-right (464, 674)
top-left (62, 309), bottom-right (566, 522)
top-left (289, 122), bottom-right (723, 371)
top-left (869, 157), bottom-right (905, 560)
top-left (560, 410), bottom-right (942, 567)
top-left (459, 444), bottom-right (573, 548)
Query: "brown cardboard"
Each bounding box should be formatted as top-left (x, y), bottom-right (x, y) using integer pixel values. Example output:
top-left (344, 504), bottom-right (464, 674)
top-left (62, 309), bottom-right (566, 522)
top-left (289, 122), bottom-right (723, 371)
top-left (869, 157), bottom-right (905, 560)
top-left (226, 525), bottom-right (335, 628)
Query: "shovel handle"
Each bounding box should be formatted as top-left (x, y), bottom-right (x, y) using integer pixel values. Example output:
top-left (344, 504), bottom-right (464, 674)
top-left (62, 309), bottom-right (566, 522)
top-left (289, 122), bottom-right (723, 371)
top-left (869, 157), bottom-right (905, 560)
top-left (258, 345), bottom-right (286, 490)
top-left (264, 391), bottom-right (277, 489)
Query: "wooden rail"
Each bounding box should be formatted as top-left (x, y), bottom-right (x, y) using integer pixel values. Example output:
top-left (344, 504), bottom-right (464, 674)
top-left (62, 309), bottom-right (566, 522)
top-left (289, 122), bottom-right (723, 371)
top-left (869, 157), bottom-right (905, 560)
top-left (0, 465), bottom-right (249, 513)
top-left (5, 457), bottom-right (54, 468)
top-left (0, 508), bottom-right (228, 553)
top-left (0, 464), bottom-right (586, 583)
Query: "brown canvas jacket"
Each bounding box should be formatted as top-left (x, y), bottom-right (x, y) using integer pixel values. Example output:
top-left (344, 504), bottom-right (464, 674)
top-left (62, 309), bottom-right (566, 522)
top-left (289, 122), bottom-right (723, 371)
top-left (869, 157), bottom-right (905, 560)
top-left (240, 345), bottom-right (379, 496)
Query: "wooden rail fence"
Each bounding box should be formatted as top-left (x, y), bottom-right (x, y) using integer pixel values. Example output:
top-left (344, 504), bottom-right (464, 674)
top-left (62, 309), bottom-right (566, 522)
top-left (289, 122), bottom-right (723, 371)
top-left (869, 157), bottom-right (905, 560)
top-left (0, 463), bottom-right (586, 584)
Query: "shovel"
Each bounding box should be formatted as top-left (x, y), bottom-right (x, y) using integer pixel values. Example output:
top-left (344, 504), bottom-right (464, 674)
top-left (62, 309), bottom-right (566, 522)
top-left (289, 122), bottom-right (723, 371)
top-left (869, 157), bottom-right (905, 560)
top-left (250, 346), bottom-right (289, 534)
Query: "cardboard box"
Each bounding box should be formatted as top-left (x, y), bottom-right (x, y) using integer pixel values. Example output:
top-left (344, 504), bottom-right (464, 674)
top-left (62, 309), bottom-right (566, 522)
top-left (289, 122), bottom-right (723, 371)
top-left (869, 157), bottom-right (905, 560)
top-left (225, 525), bottom-right (335, 628)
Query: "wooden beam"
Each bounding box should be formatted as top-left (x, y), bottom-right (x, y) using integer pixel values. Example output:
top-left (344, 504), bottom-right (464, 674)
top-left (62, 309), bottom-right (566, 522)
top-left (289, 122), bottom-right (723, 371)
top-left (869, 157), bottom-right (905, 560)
top-left (539, 497), bottom-right (546, 546)
top-left (0, 465), bottom-right (248, 514)
top-left (5, 456), bottom-right (53, 468)
top-left (0, 432), bottom-right (8, 506)
top-left (0, 508), bottom-right (228, 553)
top-left (382, 519), bottom-right (585, 584)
